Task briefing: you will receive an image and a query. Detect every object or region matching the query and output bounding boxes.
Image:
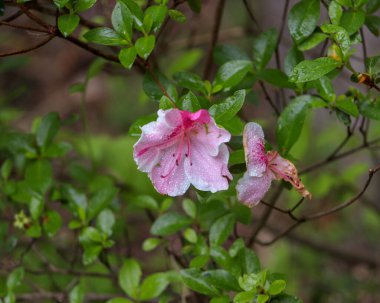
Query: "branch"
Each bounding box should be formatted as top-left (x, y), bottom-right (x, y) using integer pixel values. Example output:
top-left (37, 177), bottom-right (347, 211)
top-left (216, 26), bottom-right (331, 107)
top-left (0, 34), bottom-right (54, 57)
top-left (259, 81), bottom-right (281, 116)
top-left (255, 164), bottom-right (380, 245)
top-left (203, 0), bottom-right (226, 80)
top-left (242, 0), bottom-right (262, 31)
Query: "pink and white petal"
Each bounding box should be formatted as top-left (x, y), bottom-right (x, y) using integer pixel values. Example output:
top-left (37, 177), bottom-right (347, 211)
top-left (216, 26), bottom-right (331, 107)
top-left (150, 144), bottom-right (190, 196)
top-left (236, 172), bottom-right (272, 207)
top-left (181, 109), bottom-right (211, 127)
top-left (243, 122), bottom-right (268, 177)
top-left (185, 142), bottom-right (232, 193)
top-left (189, 118), bottom-right (231, 157)
top-left (134, 146), bottom-right (160, 172)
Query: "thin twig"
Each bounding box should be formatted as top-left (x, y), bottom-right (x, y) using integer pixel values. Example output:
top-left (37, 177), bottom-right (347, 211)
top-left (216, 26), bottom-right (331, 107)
top-left (0, 34), bottom-right (54, 57)
top-left (259, 81), bottom-right (281, 116)
top-left (242, 0), bottom-right (262, 31)
top-left (203, 0), bottom-right (226, 80)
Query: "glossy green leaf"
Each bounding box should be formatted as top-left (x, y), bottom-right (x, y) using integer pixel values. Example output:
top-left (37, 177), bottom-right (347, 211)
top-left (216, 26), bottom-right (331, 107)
top-left (142, 237), bottom-right (161, 251)
top-left (329, 1), bottom-right (343, 25)
top-left (181, 91), bottom-right (201, 112)
top-left (25, 159), bottom-right (52, 194)
top-left (135, 35), bottom-right (155, 59)
top-left (43, 210), bottom-right (62, 237)
top-left (288, 0), bottom-right (320, 43)
top-left (151, 212), bottom-right (192, 236)
top-left (182, 198), bottom-right (196, 218)
top-left (62, 185), bottom-right (87, 222)
top-left (236, 248), bottom-right (261, 274)
top-left (84, 27), bottom-right (128, 46)
top-left (119, 259), bottom-right (142, 299)
top-left (336, 97), bottom-right (359, 117)
top-left (58, 14), bottom-right (80, 37)
top-left (297, 32), bottom-right (328, 51)
top-left (365, 15), bottom-right (380, 36)
top-left (269, 280), bottom-right (287, 295)
top-left (276, 95), bottom-right (315, 155)
top-left (36, 112), bottom-right (60, 148)
top-left (180, 269), bottom-right (219, 296)
top-left (74, 0), bottom-right (96, 13)
top-left (119, 47), bottom-right (137, 69)
top-left (252, 28), bottom-right (278, 70)
top-left (202, 269), bottom-right (241, 291)
top-left (233, 291), bottom-right (255, 303)
top-left (290, 57), bottom-right (341, 83)
top-left (284, 46), bottom-right (304, 76)
top-left (359, 98), bottom-right (380, 120)
top-left (139, 273), bottom-right (169, 300)
top-left (168, 9), bottom-right (186, 23)
top-left (106, 299), bottom-right (133, 303)
top-left (209, 89), bottom-right (246, 123)
top-left (112, 1), bottom-right (133, 41)
top-left (214, 45), bottom-right (250, 66)
top-left (215, 60), bottom-right (252, 88)
top-left (30, 196), bottom-right (44, 220)
top-left (184, 228), bottom-right (198, 243)
top-left (209, 213), bottom-right (235, 245)
top-left (144, 5), bottom-right (167, 32)
top-left (119, 0), bottom-right (144, 30)
top-left (173, 71), bottom-right (205, 92)
top-left (340, 10), bottom-right (366, 35)
top-left (96, 209), bottom-right (115, 236)
top-left (315, 76), bottom-right (335, 102)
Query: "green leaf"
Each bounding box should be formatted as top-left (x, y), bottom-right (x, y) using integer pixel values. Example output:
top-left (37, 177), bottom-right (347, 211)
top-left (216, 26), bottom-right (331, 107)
top-left (43, 210), bottom-right (62, 237)
top-left (186, 0), bottom-right (201, 13)
top-left (184, 228), bottom-right (198, 243)
top-left (236, 248), bottom-right (261, 274)
top-left (6, 267), bottom-right (24, 291)
top-left (143, 70), bottom-right (177, 102)
top-left (252, 28), bottom-right (278, 70)
top-left (144, 5), bottom-right (167, 32)
top-left (190, 255), bottom-right (209, 269)
top-left (26, 223), bottom-right (42, 238)
top-left (139, 273), bottom-right (169, 300)
top-left (112, 1), bottom-right (133, 41)
top-left (119, 0), bottom-right (144, 30)
top-left (215, 60), bottom-right (252, 88)
top-left (257, 294), bottom-right (269, 303)
top-left (365, 15), bottom-right (380, 36)
top-left (142, 237), bottom-right (161, 251)
top-left (82, 244), bottom-right (102, 265)
top-left (69, 284), bottom-right (84, 303)
top-left (58, 14), bottom-right (80, 37)
top-left (96, 209), bottom-right (115, 236)
top-left (209, 213), bottom-right (235, 245)
top-left (30, 196), bottom-right (44, 220)
top-left (233, 291), bottom-right (255, 303)
top-left (214, 45), bottom-right (250, 66)
top-left (359, 98), bottom-right (380, 120)
top-left (209, 89), bottom-right (246, 123)
top-left (180, 269), bottom-right (219, 296)
top-left (79, 227), bottom-right (102, 244)
top-left (168, 9), bottom-right (186, 23)
top-left (1, 159), bottom-right (12, 180)
top-left (119, 259), bottom-right (142, 299)
top-left (288, 0), bottom-right (320, 43)
top-left (290, 57), bottom-right (341, 83)
top-left (258, 69), bottom-right (294, 88)
top-left (88, 187), bottom-right (118, 220)
top-left (182, 91), bottom-right (201, 112)
top-left (297, 32), bottom-right (328, 51)
top-left (119, 47), bottom-right (137, 69)
top-left (151, 212), bottom-right (192, 236)
top-left (367, 0), bottom-right (380, 13)
top-left (365, 55), bottom-right (380, 75)
top-left (53, 0), bottom-right (69, 8)
top-left (128, 113), bottom-right (157, 136)
top-left (276, 95), bottom-right (315, 155)
top-left (106, 299), bottom-right (133, 303)
top-left (36, 112), bottom-right (60, 148)
top-left (211, 297), bottom-right (230, 303)
top-left (74, 0), bottom-right (96, 13)
top-left (269, 280), bottom-right (287, 295)
top-left (340, 10), bottom-right (366, 35)
top-left (62, 185), bottom-right (87, 222)
top-left (202, 269), bottom-right (241, 291)
top-left (315, 76), bottom-right (335, 102)
top-left (132, 195), bottom-right (159, 211)
top-left (84, 27), bottom-right (127, 46)
top-left (329, 1), bottom-right (343, 25)
top-left (182, 198), bottom-right (196, 218)
top-left (173, 71), bottom-right (205, 92)
top-left (135, 35), bottom-right (155, 59)
top-left (284, 46), bottom-right (304, 76)
top-left (335, 97), bottom-right (359, 117)
top-left (25, 159), bottom-right (52, 194)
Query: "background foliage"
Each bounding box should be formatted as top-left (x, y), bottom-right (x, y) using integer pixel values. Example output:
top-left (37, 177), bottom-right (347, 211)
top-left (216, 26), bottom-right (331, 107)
top-left (0, 0), bottom-right (380, 302)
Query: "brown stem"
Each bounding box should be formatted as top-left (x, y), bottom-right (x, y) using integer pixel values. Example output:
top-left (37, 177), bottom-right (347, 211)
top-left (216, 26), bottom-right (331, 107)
top-left (203, 0), bottom-right (226, 80)
top-left (259, 81), bottom-right (281, 116)
top-left (0, 34), bottom-right (54, 57)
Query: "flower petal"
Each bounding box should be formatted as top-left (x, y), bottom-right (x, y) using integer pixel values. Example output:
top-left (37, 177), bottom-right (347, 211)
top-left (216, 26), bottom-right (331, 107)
top-left (150, 143), bottom-right (190, 196)
top-left (236, 172), bottom-right (272, 207)
top-left (185, 142), bottom-right (232, 193)
top-left (133, 109), bottom-right (182, 172)
top-left (243, 122), bottom-right (268, 177)
top-left (189, 117), bottom-right (231, 157)
top-left (268, 151), bottom-right (311, 199)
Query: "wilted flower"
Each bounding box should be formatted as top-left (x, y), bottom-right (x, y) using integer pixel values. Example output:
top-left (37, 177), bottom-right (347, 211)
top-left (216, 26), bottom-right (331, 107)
top-left (237, 122), bottom-right (311, 207)
top-left (134, 109), bottom-right (232, 196)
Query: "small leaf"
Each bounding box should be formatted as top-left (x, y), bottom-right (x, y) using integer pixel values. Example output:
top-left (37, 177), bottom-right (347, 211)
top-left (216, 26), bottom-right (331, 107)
top-left (96, 209), bottom-right (115, 237)
top-left (69, 284), bottom-right (84, 303)
top-left (6, 267), bottom-right (24, 291)
top-left (209, 90), bottom-right (246, 123)
top-left (1, 159), bottom-right (12, 180)
top-left (88, 187), bottom-right (118, 221)
top-left (144, 5), bottom-right (168, 32)
top-left (252, 28), bottom-right (278, 70)
top-left (142, 237), bottom-right (161, 251)
top-left (173, 71), bottom-right (205, 92)
top-left (288, 0), bottom-right (320, 43)
top-left (151, 212), bottom-right (192, 236)
top-left (297, 32), bottom-right (328, 51)
top-left (74, 0), bottom-right (96, 13)
top-left (329, 0), bottom-right (343, 25)
top-left (269, 280), bottom-right (287, 296)
top-left (284, 46), bottom-right (304, 76)
top-left (336, 97), bottom-right (359, 117)
top-left (180, 269), bottom-right (219, 296)
top-left (340, 10), bottom-right (366, 35)
top-left (182, 198), bottom-right (196, 218)
top-left (58, 14), bottom-right (80, 37)
top-left (25, 160), bottom-right (53, 194)
top-left (290, 57), bottom-right (341, 83)
top-left (36, 112), bottom-right (60, 148)
top-left (168, 9), bottom-right (186, 22)
top-left (139, 273), bottom-right (169, 300)
top-left (215, 60), bottom-right (252, 88)
top-left (119, 259), bottom-right (142, 299)
top-left (30, 196), bottom-right (44, 220)
top-left (106, 299), bottom-right (133, 303)
top-left (112, 1), bottom-right (133, 41)
top-left (135, 35), bottom-right (156, 59)
top-left (209, 213), bottom-right (235, 245)
top-left (43, 211), bottom-right (62, 237)
top-left (184, 228), bottom-right (198, 243)
top-left (359, 98), bottom-right (380, 120)
top-left (181, 91), bottom-right (201, 112)
top-left (119, 47), bottom-right (137, 69)
top-left (84, 27), bottom-right (128, 46)
top-left (202, 269), bottom-right (241, 292)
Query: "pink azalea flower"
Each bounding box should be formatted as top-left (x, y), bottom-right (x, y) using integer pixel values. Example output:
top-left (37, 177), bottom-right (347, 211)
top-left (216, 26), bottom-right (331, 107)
top-left (236, 122), bottom-right (311, 207)
top-left (133, 109), bottom-right (232, 196)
